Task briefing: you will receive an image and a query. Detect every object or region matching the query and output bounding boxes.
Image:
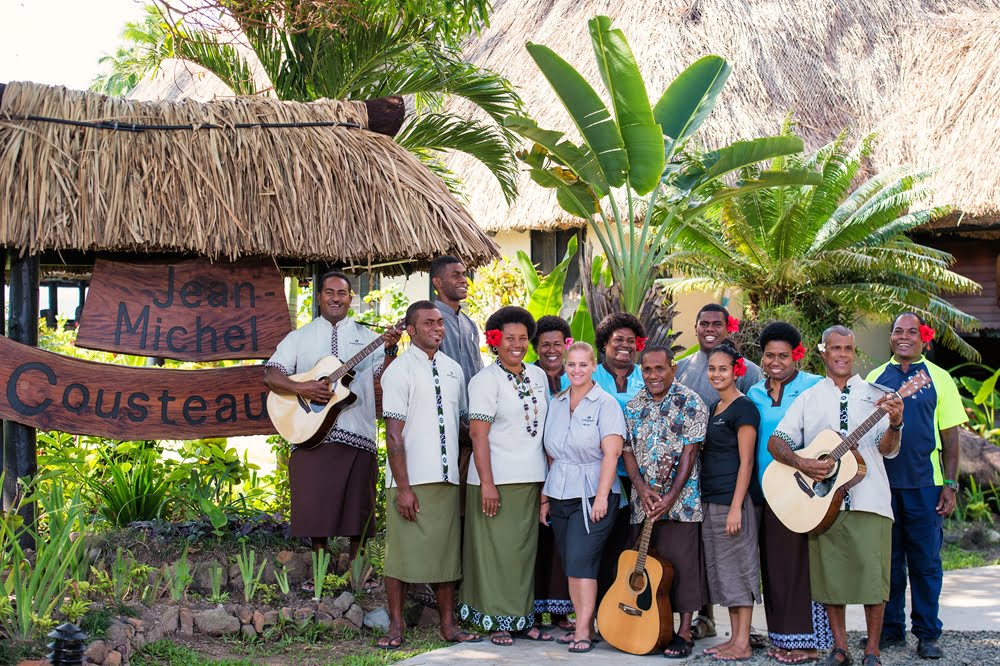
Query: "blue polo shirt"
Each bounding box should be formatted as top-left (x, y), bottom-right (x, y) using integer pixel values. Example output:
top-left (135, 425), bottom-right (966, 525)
top-left (747, 370), bottom-right (823, 490)
top-left (866, 357), bottom-right (967, 488)
top-left (561, 364), bottom-right (643, 478)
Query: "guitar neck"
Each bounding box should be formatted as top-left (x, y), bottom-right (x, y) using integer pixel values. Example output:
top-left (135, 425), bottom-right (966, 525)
top-left (828, 407), bottom-right (887, 461)
top-left (326, 325), bottom-right (398, 384)
top-left (633, 517), bottom-right (656, 575)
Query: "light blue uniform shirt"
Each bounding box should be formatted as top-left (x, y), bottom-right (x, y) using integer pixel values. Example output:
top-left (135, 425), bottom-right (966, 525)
top-left (747, 371), bottom-right (823, 488)
top-left (561, 364), bottom-right (642, 477)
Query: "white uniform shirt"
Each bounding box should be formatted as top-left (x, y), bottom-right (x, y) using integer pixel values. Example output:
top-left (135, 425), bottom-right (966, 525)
top-left (467, 361), bottom-right (548, 486)
top-left (772, 374), bottom-right (898, 520)
top-left (380, 344), bottom-right (467, 488)
top-left (265, 316), bottom-right (382, 453)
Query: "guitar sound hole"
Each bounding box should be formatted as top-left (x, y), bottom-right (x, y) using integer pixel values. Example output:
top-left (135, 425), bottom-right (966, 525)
top-left (812, 457), bottom-right (840, 498)
top-left (296, 396), bottom-right (327, 414)
top-left (629, 572), bottom-right (646, 593)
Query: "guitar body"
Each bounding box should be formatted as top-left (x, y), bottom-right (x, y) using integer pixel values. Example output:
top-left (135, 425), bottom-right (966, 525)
top-left (597, 548), bottom-right (674, 655)
top-left (266, 355), bottom-right (358, 449)
top-left (762, 429), bottom-right (868, 534)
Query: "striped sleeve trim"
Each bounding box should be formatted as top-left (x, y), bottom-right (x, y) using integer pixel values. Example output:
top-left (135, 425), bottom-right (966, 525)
top-left (383, 411), bottom-right (407, 422)
top-left (264, 361), bottom-right (291, 376)
top-left (468, 413), bottom-right (494, 423)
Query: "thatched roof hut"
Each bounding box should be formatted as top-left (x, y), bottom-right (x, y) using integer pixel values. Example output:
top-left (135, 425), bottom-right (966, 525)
top-left (0, 80), bottom-right (499, 273)
top-left (445, 0), bottom-right (1000, 236)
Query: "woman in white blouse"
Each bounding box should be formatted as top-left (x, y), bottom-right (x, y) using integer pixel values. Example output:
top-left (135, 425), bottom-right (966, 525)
top-left (541, 341), bottom-right (625, 654)
top-left (458, 307), bottom-right (551, 645)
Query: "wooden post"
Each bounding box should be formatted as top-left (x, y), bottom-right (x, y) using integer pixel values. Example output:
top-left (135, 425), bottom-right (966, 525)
top-left (3, 252), bottom-right (39, 543)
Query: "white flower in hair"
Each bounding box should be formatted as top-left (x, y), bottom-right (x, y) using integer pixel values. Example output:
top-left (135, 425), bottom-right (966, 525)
top-left (817, 342), bottom-right (826, 353)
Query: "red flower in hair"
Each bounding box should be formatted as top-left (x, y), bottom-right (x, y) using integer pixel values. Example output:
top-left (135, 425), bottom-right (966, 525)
top-left (485, 329), bottom-right (502, 347)
top-left (919, 324), bottom-right (936, 344)
top-left (791, 343), bottom-right (807, 361)
top-left (564, 337), bottom-right (574, 345)
top-left (635, 336), bottom-right (647, 352)
top-left (727, 316), bottom-right (740, 333)
top-left (733, 357), bottom-right (747, 377)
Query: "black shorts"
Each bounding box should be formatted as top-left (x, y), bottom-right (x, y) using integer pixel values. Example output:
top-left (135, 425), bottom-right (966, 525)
top-left (549, 494), bottom-right (620, 579)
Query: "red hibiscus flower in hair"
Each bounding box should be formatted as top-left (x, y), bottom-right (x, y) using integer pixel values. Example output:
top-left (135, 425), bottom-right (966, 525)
top-left (727, 316), bottom-right (740, 333)
top-left (791, 343), bottom-right (807, 361)
top-left (919, 324), bottom-right (936, 344)
top-left (733, 357), bottom-right (747, 377)
top-left (485, 329), bottom-right (502, 347)
top-left (564, 337), bottom-right (574, 345)
top-left (635, 336), bottom-right (647, 352)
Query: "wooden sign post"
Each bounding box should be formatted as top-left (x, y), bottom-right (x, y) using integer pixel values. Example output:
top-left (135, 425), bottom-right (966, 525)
top-left (76, 258), bottom-right (291, 361)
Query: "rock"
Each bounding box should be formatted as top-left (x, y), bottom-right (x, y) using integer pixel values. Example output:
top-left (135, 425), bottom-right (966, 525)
top-left (104, 650), bottom-right (122, 666)
top-left (279, 606), bottom-right (294, 622)
top-left (104, 619), bottom-right (130, 647)
top-left (336, 552), bottom-right (351, 575)
top-left (363, 608), bottom-right (390, 632)
top-left (959, 430), bottom-right (1000, 489)
top-left (241, 623), bottom-right (257, 638)
top-left (160, 604), bottom-right (179, 634)
top-left (345, 604), bottom-right (364, 628)
top-left (84, 639), bottom-right (108, 664)
top-left (179, 607), bottom-right (194, 636)
top-left (228, 563), bottom-right (244, 592)
top-left (986, 528), bottom-right (1000, 544)
top-left (961, 525), bottom-right (991, 549)
top-left (252, 610), bottom-right (266, 634)
top-left (417, 606), bottom-right (440, 628)
top-left (262, 560), bottom-right (277, 585)
top-left (236, 605), bottom-right (254, 624)
top-left (331, 591), bottom-right (355, 616)
top-left (275, 550), bottom-right (296, 565)
top-left (193, 607), bottom-right (241, 636)
top-left (317, 601), bottom-right (341, 619)
top-left (192, 560), bottom-right (228, 594)
top-left (125, 617), bottom-right (143, 631)
top-left (332, 617), bottom-right (357, 630)
top-left (316, 611), bottom-right (335, 627)
top-left (294, 607), bottom-right (314, 625)
top-left (263, 610), bottom-right (279, 627)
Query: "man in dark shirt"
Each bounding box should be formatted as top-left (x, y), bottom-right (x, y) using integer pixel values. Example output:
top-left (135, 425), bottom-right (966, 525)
top-left (431, 255), bottom-right (483, 388)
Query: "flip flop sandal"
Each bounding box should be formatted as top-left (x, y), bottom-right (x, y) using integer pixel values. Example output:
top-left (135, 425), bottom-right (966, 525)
top-left (691, 614), bottom-right (717, 639)
top-left (490, 631), bottom-right (514, 646)
top-left (557, 618), bottom-right (577, 631)
top-left (663, 634), bottom-right (694, 659)
top-left (777, 651), bottom-right (820, 664)
top-left (822, 648), bottom-right (854, 666)
top-left (556, 632), bottom-right (576, 645)
top-left (376, 635), bottom-right (404, 650)
top-left (444, 630), bottom-right (483, 644)
top-left (861, 656), bottom-right (881, 666)
top-left (521, 627), bottom-right (554, 642)
top-left (568, 639), bottom-right (595, 653)
top-left (750, 633), bottom-right (768, 649)
top-left (712, 651), bottom-right (751, 662)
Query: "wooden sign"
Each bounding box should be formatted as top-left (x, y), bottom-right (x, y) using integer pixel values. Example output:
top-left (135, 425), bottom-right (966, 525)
top-left (76, 258), bottom-right (291, 361)
top-left (0, 335), bottom-right (276, 440)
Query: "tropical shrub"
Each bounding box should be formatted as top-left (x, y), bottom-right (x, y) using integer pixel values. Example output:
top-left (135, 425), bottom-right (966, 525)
top-left (464, 257), bottom-right (528, 328)
top-left (951, 364), bottom-right (1000, 445)
top-left (659, 130), bottom-right (982, 360)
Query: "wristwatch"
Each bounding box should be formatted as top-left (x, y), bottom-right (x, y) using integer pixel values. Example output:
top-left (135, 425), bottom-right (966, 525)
top-left (889, 420), bottom-right (904, 431)
top-left (943, 479), bottom-right (959, 490)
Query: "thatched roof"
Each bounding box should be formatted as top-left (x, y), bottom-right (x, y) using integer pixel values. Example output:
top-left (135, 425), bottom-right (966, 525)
top-left (128, 58), bottom-right (247, 103)
top-left (0, 81), bottom-right (498, 273)
top-left (445, 0), bottom-right (1000, 235)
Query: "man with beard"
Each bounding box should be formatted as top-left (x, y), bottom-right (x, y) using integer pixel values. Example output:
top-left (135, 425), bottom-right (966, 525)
top-left (864, 313), bottom-right (966, 660)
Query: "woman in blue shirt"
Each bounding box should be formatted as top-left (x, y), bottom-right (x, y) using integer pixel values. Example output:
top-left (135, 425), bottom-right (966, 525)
top-left (747, 322), bottom-right (831, 664)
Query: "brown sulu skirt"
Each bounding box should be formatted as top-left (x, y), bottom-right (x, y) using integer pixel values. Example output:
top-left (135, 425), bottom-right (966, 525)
top-left (629, 520), bottom-right (708, 614)
top-left (288, 442), bottom-right (377, 539)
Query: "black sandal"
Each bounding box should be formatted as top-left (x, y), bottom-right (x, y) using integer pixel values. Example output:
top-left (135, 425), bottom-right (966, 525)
top-left (521, 627), bottom-right (554, 642)
top-left (569, 639), bottom-right (594, 653)
top-left (663, 634), bottom-right (694, 659)
top-left (822, 647), bottom-right (854, 666)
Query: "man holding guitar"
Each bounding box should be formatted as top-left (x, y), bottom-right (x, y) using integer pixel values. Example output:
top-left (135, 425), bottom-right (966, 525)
top-left (264, 270), bottom-right (401, 563)
top-left (621, 345), bottom-right (709, 659)
top-left (768, 326), bottom-right (904, 666)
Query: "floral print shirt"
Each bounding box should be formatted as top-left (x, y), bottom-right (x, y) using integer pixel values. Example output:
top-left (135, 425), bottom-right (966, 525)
top-left (624, 383), bottom-right (708, 523)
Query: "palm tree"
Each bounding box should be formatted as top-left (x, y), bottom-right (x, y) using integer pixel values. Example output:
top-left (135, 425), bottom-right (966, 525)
top-left (658, 131), bottom-right (982, 359)
top-left (122, 0), bottom-right (522, 202)
top-left (91, 5), bottom-right (178, 96)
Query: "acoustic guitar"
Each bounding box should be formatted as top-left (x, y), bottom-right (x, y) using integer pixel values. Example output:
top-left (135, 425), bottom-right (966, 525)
top-left (266, 321), bottom-right (403, 449)
top-left (597, 464), bottom-right (677, 655)
top-left (762, 370), bottom-right (930, 534)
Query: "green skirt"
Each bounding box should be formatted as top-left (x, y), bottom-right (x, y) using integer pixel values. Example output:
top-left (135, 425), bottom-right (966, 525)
top-left (384, 483), bottom-right (461, 584)
top-left (808, 511), bottom-right (891, 605)
top-left (458, 482), bottom-right (540, 632)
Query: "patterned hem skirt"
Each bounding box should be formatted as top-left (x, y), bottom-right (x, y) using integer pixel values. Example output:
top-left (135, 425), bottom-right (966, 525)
top-left (458, 482), bottom-right (540, 632)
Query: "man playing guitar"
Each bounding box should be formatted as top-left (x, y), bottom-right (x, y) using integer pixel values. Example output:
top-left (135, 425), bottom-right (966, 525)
top-left (264, 270), bottom-right (401, 564)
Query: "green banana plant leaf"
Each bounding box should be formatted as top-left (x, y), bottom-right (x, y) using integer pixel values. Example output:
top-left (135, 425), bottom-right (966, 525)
top-left (516, 250), bottom-right (541, 292)
top-left (975, 368), bottom-right (1000, 405)
top-left (653, 55), bottom-right (731, 156)
top-left (672, 136), bottom-right (806, 194)
top-left (569, 292), bottom-right (595, 346)
top-left (526, 235), bottom-right (579, 323)
top-left (525, 42), bottom-right (628, 188)
top-left (505, 115), bottom-right (609, 195)
top-left (588, 15), bottom-right (663, 195)
top-left (528, 167), bottom-right (600, 219)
